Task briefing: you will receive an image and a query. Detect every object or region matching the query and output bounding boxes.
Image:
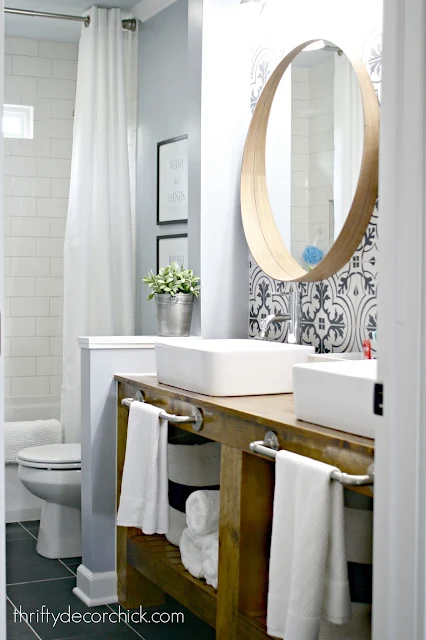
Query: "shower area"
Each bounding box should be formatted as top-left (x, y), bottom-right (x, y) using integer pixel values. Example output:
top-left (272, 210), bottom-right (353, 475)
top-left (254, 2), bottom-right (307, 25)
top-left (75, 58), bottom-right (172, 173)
top-left (3, 2), bottom-right (138, 522)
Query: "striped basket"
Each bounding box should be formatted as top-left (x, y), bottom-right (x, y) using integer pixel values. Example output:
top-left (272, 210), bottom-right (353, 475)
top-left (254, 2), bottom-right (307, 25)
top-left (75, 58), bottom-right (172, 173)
top-left (319, 490), bottom-right (373, 638)
top-left (166, 426), bottom-right (221, 547)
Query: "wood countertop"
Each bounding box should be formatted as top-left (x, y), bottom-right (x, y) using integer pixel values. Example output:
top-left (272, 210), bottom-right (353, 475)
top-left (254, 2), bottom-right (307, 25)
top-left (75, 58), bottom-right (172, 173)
top-left (116, 374), bottom-right (374, 490)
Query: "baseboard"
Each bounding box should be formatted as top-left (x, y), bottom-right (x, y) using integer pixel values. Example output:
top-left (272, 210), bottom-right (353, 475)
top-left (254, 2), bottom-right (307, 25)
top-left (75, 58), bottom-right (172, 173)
top-left (6, 507), bottom-right (42, 524)
top-left (73, 565), bottom-right (118, 607)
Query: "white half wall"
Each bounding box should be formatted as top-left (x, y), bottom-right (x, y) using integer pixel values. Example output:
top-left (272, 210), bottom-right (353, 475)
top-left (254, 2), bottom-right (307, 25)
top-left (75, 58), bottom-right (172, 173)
top-left (74, 337), bottom-right (156, 606)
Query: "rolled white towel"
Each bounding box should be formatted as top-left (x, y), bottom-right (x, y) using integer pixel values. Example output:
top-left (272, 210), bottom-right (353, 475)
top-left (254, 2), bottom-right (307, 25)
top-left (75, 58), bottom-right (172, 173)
top-left (179, 527), bottom-right (204, 579)
top-left (186, 489), bottom-right (220, 537)
top-left (201, 531), bottom-right (219, 590)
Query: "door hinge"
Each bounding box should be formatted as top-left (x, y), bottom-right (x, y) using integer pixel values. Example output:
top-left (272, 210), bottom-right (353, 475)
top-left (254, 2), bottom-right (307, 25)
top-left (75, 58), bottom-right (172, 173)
top-left (374, 382), bottom-right (383, 416)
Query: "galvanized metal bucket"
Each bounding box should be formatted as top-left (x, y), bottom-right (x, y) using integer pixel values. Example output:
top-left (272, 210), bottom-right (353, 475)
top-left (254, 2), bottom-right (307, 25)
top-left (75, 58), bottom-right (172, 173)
top-left (155, 293), bottom-right (194, 337)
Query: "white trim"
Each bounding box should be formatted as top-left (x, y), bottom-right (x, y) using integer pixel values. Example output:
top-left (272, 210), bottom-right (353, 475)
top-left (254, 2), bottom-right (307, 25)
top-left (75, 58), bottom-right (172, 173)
top-left (77, 336), bottom-right (156, 350)
top-left (131, 0), bottom-right (178, 22)
top-left (73, 565), bottom-right (118, 607)
top-left (374, 0), bottom-right (426, 636)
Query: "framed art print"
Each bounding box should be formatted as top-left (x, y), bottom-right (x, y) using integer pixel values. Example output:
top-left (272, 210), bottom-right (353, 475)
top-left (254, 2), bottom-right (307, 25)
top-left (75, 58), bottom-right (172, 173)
top-left (157, 135), bottom-right (188, 225)
top-left (157, 234), bottom-right (188, 272)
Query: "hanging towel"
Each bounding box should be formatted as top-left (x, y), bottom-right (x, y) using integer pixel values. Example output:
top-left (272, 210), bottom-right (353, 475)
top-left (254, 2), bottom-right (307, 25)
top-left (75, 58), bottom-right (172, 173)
top-left (117, 402), bottom-right (169, 535)
top-left (201, 531), bottom-right (219, 590)
top-left (267, 450), bottom-right (351, 640)
top-left (5, 420), bottom-right (62, 464)
top-left (186, 489), bottom-right (221, 537)
top-left (179, 527), bottom-right (204, 579)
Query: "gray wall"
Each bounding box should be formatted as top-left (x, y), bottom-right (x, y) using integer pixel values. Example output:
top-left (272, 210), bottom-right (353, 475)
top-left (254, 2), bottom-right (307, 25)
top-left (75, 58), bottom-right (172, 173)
top-left (136, 0), bottom-right (250, 337)
top-left (136, 0), bottom-right (188, 334)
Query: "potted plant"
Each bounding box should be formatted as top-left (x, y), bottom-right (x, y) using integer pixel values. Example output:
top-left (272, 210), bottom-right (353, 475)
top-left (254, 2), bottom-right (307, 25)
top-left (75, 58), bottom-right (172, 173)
top-left (143, 262), bottom-right (201, 337)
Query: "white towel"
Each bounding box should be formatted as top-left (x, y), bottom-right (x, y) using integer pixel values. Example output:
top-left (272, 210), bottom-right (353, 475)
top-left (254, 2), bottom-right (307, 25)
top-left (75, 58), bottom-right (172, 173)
top-left (5, 420), bottom-right (62, 464)
top-left (201, 531), bottom-right (219, 590)
top-left (179, 527), bottom-right (204, 579)
top-left (117, 402), bottom-right (169, 535)
top-left (186, 489), bottom-right (220, 537)
top-left (267, 450), bottom-right (351, 640)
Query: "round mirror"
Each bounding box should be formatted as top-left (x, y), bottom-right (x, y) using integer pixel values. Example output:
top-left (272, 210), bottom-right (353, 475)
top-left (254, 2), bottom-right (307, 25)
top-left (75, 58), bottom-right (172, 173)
top-left (241, 40), bottom-right (379, 282)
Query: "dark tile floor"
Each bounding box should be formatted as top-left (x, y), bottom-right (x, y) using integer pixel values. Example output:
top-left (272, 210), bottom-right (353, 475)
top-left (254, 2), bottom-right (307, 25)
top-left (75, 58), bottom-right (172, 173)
top-left (6, 521), bottom-right (216, 640)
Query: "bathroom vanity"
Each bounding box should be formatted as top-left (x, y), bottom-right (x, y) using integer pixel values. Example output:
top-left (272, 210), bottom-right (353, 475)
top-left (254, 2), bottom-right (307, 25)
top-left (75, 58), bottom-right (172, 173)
top-left (116, 374), bottom-right (374, 639)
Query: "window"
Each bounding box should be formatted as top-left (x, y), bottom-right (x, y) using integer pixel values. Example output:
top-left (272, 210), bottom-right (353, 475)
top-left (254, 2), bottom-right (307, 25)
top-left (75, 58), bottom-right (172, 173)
top-left (3, 104), bottom-right (34, 139)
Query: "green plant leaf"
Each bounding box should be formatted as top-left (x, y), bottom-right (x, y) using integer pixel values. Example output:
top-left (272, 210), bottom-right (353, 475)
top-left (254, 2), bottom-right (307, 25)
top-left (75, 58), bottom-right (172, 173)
top-left (143, 261), bottom-right (201, 301)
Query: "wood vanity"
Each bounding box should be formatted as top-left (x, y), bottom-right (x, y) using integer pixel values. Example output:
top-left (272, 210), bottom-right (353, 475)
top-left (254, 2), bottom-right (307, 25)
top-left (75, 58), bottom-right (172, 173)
top-left (116, 374), bottom-right (374, 639)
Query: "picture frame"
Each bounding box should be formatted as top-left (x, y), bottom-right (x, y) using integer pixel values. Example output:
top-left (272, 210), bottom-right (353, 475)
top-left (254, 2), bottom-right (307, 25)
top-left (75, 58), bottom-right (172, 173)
top-left (157, 135), bottom-right (188, 225)
top-left (157, 234), bottom-right (188, 273)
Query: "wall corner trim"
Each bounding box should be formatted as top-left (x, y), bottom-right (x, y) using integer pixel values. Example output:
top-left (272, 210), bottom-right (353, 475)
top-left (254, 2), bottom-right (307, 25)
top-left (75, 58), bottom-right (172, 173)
top-left (73, 565), bottom-right (118, 607)
top-left (131, 0), bottom-right (179, 22)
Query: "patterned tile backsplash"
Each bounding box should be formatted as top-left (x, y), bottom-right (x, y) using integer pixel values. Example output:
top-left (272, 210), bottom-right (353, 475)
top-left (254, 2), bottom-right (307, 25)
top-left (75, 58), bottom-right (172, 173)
top-left (249, 207), bottom-right (378, 353)
top-left (249, 29), bottom-right (381, 354)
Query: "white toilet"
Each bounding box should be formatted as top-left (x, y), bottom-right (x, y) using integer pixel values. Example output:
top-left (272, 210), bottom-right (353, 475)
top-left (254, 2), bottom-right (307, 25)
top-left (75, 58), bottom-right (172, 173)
top-left (16, 443), bottom-right (82, 559)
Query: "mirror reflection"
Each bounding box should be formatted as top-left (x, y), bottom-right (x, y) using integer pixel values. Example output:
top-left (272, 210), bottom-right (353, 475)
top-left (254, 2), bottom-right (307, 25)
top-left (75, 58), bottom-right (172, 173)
top-left (266, 41), bottom-right (364, 269)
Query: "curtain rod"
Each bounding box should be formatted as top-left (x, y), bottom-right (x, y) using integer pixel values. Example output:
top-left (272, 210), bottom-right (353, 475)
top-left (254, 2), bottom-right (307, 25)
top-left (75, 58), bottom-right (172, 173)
top-left (4, 7), bottom-right (136, 31)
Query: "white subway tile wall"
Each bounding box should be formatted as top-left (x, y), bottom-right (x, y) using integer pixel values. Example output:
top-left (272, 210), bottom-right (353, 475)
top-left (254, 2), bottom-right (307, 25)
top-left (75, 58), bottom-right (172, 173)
top-left (308, 59), bottom-right (334, 252)
top-left (4, 37), bottom-right (77, 400)
top-left (291, 56), bottom-right (335, 265)
top-left (291, 68), bottom-right (310, 260)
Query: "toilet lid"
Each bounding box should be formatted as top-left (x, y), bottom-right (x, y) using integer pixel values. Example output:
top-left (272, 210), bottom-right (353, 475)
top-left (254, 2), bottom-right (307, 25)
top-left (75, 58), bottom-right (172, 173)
top-left (16, 443), bottom-right (81, 470)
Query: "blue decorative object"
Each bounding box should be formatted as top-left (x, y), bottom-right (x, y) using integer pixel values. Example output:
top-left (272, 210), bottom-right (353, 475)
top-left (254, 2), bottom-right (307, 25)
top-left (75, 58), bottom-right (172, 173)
top-left (302, 245), bottom-right (324, 266)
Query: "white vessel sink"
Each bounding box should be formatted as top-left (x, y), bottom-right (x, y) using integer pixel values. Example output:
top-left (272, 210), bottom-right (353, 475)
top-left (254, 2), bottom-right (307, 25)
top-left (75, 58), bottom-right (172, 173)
top-left (307, 352), bottom-right (365, 363)
top-left (293, 359), bottom-right (380, 438)
top-left (155, 338), bottom-right (315, 396)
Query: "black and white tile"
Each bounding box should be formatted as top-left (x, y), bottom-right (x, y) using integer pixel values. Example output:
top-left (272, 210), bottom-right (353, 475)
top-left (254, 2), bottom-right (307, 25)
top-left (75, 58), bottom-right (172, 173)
top-left (6, 521), bottom-right (215, 640)
top-left (249, 33), bottom-right (381, 353)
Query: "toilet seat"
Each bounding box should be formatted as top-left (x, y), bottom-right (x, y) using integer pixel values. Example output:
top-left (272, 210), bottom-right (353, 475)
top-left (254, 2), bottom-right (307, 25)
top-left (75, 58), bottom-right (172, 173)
top-left (16, 443), bottom-right (81, 470)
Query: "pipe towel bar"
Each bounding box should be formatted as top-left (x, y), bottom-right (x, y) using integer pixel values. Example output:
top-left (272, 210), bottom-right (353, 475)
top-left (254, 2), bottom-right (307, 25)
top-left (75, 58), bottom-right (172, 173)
top-left (249, 431), bottom-right (374, 487)
top-left (121, 394), bottom-right (203, 432)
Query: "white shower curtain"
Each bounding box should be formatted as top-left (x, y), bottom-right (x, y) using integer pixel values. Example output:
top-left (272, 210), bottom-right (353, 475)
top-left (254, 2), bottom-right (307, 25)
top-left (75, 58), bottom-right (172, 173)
top-left (61, 7), bottom-right (135, 443)
top-left (333, 54), bottom-right (364, 239)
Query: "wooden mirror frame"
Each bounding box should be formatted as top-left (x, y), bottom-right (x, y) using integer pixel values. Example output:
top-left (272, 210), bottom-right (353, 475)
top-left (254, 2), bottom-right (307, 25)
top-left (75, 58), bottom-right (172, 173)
top-left (241, 40), bottom-right (380, 282)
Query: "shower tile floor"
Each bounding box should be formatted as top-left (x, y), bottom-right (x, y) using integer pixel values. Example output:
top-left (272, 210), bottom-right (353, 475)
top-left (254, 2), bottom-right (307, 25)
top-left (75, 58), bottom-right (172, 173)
top-left (6, 521), bottom-right (216, 640)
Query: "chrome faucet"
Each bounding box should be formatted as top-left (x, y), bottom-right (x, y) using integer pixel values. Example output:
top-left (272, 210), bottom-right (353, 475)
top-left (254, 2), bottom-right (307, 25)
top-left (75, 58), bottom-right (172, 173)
top-left (282, 286), bottom-right (302, 344)
top-left (256, 313), bottom-right (291, 340)
top-left (256, 285), bottom-right (302, 343)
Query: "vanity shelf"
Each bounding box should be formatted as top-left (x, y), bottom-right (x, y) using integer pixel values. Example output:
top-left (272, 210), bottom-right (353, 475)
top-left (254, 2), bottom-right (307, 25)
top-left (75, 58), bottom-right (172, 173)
top-left (125, 533), bottom-right (268, 636)
top-left (126, 533), bottom-right (217, 626)
top-left (116, 375), bottom-right (374, 639)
